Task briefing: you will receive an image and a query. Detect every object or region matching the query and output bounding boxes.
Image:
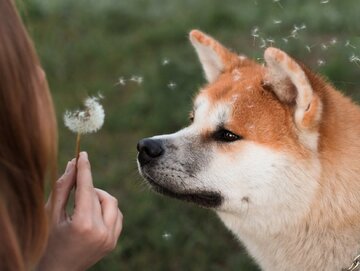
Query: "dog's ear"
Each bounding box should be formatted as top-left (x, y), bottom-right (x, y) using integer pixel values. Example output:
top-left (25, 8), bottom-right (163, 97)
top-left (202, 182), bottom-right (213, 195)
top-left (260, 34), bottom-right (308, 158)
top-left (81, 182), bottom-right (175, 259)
top-left (189, 30), bottom-right (242, 83)
top-left (264, 47), bottom-right (322, 130)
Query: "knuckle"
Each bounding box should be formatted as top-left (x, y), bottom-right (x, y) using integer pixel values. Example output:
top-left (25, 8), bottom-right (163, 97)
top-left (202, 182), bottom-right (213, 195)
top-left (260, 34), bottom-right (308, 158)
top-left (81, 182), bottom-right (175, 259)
top-left (71, 219), bottom-right (93, 235)
top-left (111, 196), bottom-right (118, 206)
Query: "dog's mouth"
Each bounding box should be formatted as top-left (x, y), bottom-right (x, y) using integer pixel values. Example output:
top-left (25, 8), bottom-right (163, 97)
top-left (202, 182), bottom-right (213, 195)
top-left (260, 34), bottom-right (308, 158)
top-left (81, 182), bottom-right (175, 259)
top-left (143, 173), bottom-right (223, 208)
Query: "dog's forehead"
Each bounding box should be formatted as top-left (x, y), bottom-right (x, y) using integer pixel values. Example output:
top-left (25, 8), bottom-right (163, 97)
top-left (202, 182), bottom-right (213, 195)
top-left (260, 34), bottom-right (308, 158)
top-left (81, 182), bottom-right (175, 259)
top-left (194, 94), bottom-right (231, 128)
top-left (194, 67), bottom-right (265, 125)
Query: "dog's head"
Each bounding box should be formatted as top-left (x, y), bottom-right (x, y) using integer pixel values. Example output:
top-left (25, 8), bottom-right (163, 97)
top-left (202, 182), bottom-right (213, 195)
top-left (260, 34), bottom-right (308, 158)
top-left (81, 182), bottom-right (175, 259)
top-left (137, 30), bottom-right (323, 230)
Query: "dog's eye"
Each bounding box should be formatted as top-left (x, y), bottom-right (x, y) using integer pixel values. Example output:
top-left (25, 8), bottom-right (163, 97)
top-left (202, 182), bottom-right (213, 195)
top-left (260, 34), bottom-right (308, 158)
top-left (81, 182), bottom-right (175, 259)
top-left (213, 129), bottom-right (242, 142)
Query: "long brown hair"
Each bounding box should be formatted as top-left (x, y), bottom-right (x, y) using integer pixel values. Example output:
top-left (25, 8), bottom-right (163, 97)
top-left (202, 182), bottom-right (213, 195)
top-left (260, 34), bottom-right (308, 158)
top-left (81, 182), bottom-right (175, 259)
top-left (0, 0), bottom-right (57, 270)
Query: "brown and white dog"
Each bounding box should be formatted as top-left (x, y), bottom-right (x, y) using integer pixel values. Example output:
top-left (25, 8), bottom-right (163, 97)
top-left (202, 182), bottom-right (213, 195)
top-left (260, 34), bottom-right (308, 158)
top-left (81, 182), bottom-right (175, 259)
top-left (137, 30), bottom-right (360, 271)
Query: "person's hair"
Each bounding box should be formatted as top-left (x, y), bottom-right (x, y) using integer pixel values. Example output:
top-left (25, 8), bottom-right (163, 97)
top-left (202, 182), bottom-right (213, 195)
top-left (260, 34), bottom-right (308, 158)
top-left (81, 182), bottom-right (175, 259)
top-left (0, 0), bottom-right (57, 270)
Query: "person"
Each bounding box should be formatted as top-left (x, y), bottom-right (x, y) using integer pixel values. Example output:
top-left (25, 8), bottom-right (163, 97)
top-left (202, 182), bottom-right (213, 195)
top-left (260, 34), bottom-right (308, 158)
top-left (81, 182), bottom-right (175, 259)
top-left (0, 0), bottom-right (123, 270)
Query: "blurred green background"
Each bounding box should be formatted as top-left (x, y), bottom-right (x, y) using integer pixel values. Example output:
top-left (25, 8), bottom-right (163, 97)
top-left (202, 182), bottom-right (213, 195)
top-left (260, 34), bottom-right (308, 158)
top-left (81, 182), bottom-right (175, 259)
top-left (21, 0), bottom-right (359, 270)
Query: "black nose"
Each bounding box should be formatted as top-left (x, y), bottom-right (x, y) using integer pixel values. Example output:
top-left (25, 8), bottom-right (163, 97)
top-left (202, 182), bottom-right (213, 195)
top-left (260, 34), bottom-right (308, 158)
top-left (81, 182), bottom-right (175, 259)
top-left (137, 138), bottom-right (164, 165)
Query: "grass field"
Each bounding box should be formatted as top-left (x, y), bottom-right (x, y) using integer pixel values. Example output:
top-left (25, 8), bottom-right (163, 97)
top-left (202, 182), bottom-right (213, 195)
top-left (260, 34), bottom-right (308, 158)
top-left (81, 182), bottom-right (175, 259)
top-left (22, 0), bottom-right (360, 270)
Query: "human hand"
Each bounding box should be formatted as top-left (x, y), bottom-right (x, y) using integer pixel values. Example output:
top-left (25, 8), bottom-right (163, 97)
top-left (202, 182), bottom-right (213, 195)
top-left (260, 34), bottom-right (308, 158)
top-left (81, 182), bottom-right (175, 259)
top-left (37, 152), bottom-right (123, 271)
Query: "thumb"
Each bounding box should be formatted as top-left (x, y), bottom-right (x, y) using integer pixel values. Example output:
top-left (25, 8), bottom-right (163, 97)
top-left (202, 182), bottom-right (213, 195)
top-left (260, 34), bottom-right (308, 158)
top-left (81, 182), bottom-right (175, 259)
top-left (48, 159), bottom-right (76, 222)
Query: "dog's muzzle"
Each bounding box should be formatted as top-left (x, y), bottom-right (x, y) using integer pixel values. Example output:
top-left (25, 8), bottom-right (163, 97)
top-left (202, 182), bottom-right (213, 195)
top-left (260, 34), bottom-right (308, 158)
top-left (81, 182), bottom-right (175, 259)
top-left (137, 138), bottom-right (164, 165)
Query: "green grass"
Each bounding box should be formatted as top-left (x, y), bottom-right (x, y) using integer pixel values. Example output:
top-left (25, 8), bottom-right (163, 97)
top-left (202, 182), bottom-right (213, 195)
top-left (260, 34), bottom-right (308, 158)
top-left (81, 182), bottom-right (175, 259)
top-left (22, 0), bottom-right (360, 270)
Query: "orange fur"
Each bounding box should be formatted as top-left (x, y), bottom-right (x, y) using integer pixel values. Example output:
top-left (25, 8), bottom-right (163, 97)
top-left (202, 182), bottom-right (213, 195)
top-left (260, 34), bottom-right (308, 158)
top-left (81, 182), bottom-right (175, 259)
top-left (191, 30), bottom-right (360, 270)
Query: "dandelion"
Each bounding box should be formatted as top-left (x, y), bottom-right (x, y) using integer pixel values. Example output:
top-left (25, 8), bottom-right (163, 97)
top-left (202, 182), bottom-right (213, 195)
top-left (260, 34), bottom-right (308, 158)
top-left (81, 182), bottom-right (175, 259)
top-left (305, 45), bottom-right (312, 52)
top-left (320, 0), bottom-right (329, 3)
top-left (64, 95), bottom-right (105, 164)
top-left (273, 19), bottom-right (282, 24)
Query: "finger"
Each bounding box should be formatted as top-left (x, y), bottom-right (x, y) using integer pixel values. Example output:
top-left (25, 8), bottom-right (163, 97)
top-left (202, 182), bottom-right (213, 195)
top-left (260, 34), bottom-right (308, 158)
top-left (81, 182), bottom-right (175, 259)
top-left (113, 209), bottom-right (123, 240)
top-left (48, 159), bottom-right (76, 221)
top-left (95, 188), bottom-right (119, 229)
top-left (74, 152), bottom-right (98, 214)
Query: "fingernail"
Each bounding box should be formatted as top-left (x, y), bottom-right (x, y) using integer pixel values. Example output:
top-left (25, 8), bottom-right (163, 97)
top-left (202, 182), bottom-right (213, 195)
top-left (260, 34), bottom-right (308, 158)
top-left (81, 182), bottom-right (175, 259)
top-left (81, 151), bottom-right (88, 159)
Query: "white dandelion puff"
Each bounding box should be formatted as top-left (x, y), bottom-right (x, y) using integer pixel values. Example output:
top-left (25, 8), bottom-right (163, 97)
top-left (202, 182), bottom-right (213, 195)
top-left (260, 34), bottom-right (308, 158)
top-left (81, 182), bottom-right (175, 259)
top-left (64, 95), bottom-right (105, 162)
top-left (273, 19), bottom-right (282, 24)
top-left (320, 0), bottom-right (329, 3)
top-left (64, 96), bottom-right (105, 134)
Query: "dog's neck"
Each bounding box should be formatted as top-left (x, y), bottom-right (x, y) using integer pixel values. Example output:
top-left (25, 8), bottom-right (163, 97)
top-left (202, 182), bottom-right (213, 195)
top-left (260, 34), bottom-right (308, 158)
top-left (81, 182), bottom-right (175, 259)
top-left (217, 87), bottom-right (360, 271)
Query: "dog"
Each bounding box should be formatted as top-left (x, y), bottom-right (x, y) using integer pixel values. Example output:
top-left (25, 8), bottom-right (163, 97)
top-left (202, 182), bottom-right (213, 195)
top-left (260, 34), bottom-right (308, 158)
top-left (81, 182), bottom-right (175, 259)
top-left (137, 30), bottom-right (360, 271)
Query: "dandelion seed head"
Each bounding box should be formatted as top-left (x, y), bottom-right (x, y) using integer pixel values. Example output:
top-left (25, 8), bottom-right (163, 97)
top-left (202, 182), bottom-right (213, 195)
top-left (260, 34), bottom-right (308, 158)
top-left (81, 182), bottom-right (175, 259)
top-left (64, 96), bottom-right (105, 134)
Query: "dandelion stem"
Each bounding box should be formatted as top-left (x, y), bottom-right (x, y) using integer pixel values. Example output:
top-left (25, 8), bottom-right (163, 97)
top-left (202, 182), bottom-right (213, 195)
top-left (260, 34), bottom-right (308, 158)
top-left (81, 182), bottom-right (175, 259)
top-left (75, 132), bottom-right (81, 168)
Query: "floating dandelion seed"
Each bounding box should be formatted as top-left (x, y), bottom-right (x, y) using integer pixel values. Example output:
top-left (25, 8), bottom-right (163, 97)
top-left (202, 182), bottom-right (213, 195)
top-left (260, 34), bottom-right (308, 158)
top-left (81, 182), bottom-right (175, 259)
top-left (64, 95), bottom-right (105, 164)
top-left (273, 0), bottom-right (283, 9)
top-left (130, 75), bottom-right (143, 85)
top-left (162, 232), bottom-right (172, 240)
top-left (266, 38), bottom-right (276, 46)
top-left (320, 0), bottom-right (329, 3)
top-left (330, 38), bottom-right (337, 45)
top-left (321, 43), bottom-right (328, 50)
top-left (317, 59), bottom-right (326, 67)
top-left (282, 38), bottom-right (289, 44)
top-left (162, 58), bottom-right (170, 65)
top-left (273, 19), bottom-right (282, 24)
top-left (167, 81), bottom-right (177, 90)
top-left (259, 38), bottom-right (267, 48)
top-left (305, 45), bottom-right (312, 52)
top-left (345, 40), bottom-right (357, 49)
top-left (232, 70), bottom-right (242, 81)
top-left (349, 54), bottom-right (360, 67)
top-left (114, 76), bottom-right (126, 86)
top-left (251, 26), bottom-right (260, 44)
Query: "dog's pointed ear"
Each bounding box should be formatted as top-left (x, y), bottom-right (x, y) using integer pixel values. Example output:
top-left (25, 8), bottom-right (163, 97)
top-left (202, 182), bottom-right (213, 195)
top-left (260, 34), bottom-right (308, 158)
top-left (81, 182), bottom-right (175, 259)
top-left (189, 30), bottom-right (241, 83)
top-left (264, 47), bottom-right (322, 130)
